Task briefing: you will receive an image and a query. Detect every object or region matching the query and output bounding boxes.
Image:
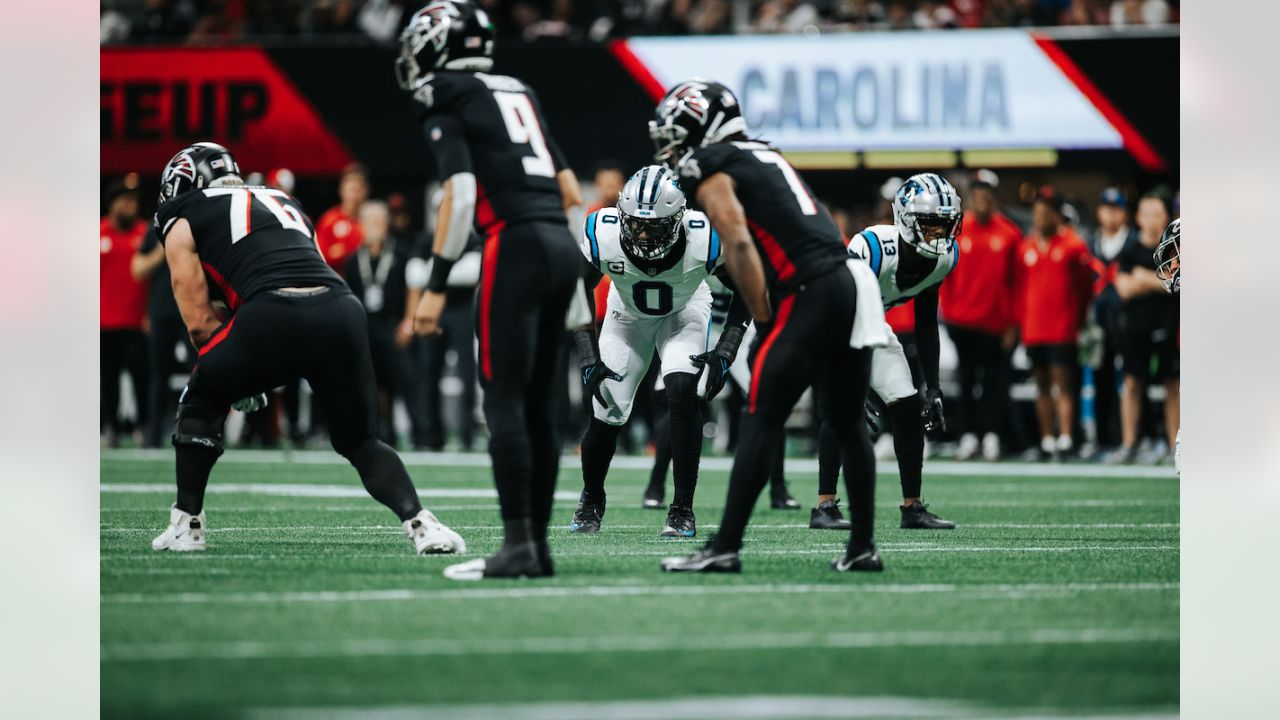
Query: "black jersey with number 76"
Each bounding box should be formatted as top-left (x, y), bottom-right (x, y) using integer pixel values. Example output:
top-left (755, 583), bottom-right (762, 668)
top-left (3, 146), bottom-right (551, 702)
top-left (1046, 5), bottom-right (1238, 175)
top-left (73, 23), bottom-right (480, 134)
top-left (154, 187), bottom-right (344, 310)
top-left (413, 71), bottom-right (569, 237)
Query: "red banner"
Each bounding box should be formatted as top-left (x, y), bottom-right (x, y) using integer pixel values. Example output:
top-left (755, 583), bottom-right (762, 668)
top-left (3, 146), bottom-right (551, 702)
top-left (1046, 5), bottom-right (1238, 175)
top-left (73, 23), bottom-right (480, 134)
top-left (101, 47), bottom-right (351, 176)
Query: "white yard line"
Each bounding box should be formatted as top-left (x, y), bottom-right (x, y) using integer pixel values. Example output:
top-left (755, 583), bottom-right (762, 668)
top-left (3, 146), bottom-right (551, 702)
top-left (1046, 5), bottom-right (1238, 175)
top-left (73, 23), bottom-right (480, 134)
top-left (99, 522), bottom-right (1180, 533)
top-left (240, 695), bottom-right (1177, 720)
top-left (100, 581), bottom-right (1177, 606)
top-left (101, 626), bottom-right (1177, 663)
top-left (102, 447), bottom-right (1178, 479)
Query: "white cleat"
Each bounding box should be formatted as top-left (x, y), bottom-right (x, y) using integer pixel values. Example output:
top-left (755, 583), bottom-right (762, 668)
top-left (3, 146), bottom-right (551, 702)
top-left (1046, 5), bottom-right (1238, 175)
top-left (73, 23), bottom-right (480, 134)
top-left (955, 433), bottom-right (979, 461)
top-left (404, 509), bottom-right (466, 555)
top-left (151, 505), bottom-right (207, 552)
top-left (442, 558), bottom-right (487, 581)
top-left (981, 432), bottom-right (1001, 462)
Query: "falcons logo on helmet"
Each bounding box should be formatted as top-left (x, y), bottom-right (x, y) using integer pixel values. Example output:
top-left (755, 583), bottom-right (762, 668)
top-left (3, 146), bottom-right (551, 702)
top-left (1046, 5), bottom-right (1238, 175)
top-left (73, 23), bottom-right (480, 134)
top-left (667, 82), bottom-right (711, 123)
top-left (165, 152), bottom-right (196, 184)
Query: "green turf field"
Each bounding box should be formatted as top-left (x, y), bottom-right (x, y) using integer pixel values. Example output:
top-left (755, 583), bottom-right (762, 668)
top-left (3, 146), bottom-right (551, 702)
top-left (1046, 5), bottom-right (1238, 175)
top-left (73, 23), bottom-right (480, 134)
top-left (101, 451), bottom-right (1178, 719)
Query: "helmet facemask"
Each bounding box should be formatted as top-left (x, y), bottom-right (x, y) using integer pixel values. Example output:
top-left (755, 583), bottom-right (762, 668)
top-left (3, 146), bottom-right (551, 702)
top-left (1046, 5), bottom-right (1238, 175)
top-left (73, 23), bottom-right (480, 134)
top-left (648, 119), bottom-right (690, 170)
top-left (620, 210), bottom-right (684, 261)
top-left (1155, 220), bottom-right (1180, 293)
top-left (904, 212), bottom-right (963, 257)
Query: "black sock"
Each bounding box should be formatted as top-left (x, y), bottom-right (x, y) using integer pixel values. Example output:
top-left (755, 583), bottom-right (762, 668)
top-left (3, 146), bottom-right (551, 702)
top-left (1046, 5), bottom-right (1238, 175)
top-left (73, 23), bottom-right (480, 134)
top-left (712, 413), bottom-right (780, 552)
top-left (889, 395), bottom-right (925, 501)
top-left (648, 390), bottom-right (671, 491)
top-left (174, 444), bottom-right (220, 515)
top-left (817, 419), bottom-right (841, 496)
top-left (344, 438), bottom-right (423, 522)
top-left (527, 392), bottom-right (560, 545)
top-left (664, 372), bottom-right (701, 507)
top-left (483, 388), bottom-right (533, 524)
top-left (502, 516), bottom-right (535, 550)
top-left (580, 418), bottom-right (621, 501)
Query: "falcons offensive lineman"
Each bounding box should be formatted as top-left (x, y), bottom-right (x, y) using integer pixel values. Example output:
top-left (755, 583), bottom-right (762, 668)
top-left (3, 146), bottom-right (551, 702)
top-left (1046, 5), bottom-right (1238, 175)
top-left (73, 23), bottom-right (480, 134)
top-left (816, 174), bottom-right (962, 530)
top-left (571, 165), bottom-right (749, 538)
top-left (148, 142), bottom-right (465, 556)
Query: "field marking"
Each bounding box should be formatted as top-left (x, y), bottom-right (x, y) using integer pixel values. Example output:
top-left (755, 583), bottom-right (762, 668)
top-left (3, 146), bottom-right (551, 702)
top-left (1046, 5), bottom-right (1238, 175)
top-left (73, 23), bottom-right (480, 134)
top-left (102, 447), bottom-right (1177, 479)
top-left (98, 482), bottom-right (1178, 510)
top-left (241, 696), bottom-right (1178, 720)
top-left (100, 580), bottom-right (1177, 606)
top-left (101, 625), bottom-right (1177, 663)
top-left (99, 543), bottom-right (1179, 563)
top-left (99, 521), bottom-right (1180, 534)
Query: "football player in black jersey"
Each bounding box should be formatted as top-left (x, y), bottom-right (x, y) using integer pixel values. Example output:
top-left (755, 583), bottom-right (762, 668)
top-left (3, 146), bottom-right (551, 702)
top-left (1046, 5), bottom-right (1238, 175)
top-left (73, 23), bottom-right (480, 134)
top-left (397, 3), bottom-right (586, 580)
top-left (652, 79), bottom-right (885, 573)
top-left (148, 142), bottom-right (467, 556)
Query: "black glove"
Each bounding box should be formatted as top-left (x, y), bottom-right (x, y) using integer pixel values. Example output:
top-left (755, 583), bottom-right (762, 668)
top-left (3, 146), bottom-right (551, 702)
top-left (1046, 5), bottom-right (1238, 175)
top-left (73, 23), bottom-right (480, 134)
top-left (689, 350), bottom-right (732, 401)
top-left (922, 386), bottom-right (946, 435)
top-left (864, 397), bottom-right (885, 435)
top-left (582, 361), bottom-right (623, 410)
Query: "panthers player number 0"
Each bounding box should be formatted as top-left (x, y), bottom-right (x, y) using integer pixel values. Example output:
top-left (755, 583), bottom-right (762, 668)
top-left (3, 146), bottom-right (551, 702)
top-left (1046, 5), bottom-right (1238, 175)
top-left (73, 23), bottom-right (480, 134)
top-left (205, 187), bottom-right (311, 244)
top-left (495, 92), bottom-right (556, 178)
top-left (632, 281), bottom-right (674, 316)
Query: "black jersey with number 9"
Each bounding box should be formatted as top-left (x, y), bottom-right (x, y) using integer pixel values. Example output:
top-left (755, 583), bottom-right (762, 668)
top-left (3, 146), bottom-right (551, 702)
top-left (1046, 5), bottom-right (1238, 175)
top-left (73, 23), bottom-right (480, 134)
top-left (154, 186), bottom-right (344, 309)
top-left (413, 71), bottom-right (569, 237)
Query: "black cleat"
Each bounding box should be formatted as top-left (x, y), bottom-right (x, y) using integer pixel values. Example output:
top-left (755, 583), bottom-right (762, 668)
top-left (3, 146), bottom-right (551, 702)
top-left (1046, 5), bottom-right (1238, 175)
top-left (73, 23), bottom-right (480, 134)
top-left (535, 538), bottom-right (555, 577)
top-left (900, 502), bottom-right (956, 529)
top-left (660, 544), bottom-right (741, 573)
top-left (831, 544), bottom-right (884, 572)
top-left (809, 498), bottom-right (852, 530)
top-left (443, 541), bottom-right (547, 581)
top-left (659, 503), bottom-right (697, 538)
top-left (568, 492), bottom-right (605, 534)
top-left (642, 483), bottom-right (664, 510)
top-left (770, 483), bottom-right (801, 509)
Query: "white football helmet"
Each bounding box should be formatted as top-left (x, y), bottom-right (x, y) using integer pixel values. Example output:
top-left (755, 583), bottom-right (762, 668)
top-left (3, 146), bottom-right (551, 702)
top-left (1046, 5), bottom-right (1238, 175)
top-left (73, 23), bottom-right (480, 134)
top-left (1155, 218), bottom-right (1179, 293)
top-left (617, 165), bottom-right (686, 261)
top-left (893, 173), bottom-right (963, 257)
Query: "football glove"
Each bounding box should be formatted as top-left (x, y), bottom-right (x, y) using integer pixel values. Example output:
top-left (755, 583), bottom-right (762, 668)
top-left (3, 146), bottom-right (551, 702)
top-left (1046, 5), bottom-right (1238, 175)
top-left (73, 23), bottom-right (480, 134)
top-left (689, 350), bottom-right (731, 401)
top-left (232, 393), bottom-right (269, 414)
top-left (582, 361), bottom-right (622, 410)
top-left (921, 386), bottom-right (946, 435)
top-left (864, 398), bottom-right (884, 435)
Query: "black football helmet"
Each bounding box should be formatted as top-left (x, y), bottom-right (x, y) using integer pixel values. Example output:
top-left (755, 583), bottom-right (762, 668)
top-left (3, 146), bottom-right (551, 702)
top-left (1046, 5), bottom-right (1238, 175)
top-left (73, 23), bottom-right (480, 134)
top-left (395, 1), bottom-right (495, 90)
top-left (158, 142), bottom-right (241, 205)
top-left (1155, 218), bottom-right (1180, 293)
top-left (649, 78), bottom-right (747, 169)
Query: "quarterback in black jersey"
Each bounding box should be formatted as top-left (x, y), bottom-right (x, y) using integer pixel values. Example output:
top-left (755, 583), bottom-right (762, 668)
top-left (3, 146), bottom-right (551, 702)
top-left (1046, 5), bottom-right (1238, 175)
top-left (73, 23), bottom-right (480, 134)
top-left (148, 141), bottom-right (466, 557)
top-left (651, 79), bottom-right (885, 574)
top-left (398, 2), bottom-right (586, 580)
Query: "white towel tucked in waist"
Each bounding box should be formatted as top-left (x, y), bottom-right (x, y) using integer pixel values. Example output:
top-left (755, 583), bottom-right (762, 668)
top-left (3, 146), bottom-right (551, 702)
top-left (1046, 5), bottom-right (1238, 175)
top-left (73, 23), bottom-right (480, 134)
top-left (846, 258), bottom-right (889, 349)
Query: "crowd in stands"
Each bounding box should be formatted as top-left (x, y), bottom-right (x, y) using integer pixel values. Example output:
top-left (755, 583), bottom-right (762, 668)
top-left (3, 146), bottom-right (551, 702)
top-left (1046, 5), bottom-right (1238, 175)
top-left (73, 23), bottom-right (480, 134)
top-left (101, 0), bottom-right (1179, 45)
top-left (102, 163), bottom-right (1178, 466)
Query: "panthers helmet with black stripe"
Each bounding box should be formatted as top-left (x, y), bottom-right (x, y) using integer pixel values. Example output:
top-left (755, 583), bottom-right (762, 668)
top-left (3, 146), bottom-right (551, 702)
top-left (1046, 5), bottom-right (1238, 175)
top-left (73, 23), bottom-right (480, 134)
top-left (395, 1), bottom-right (495, 90)
top-left (617, 165), bottom-right (686, 261)
top-left (893, 173), bottom-right (963, 258)
top-left (649, 79), bottom-right (747, 169)
top-left (158, 142), bottom-right (241, 206)
top-left (1155, 218), bottom-right (1180, 293)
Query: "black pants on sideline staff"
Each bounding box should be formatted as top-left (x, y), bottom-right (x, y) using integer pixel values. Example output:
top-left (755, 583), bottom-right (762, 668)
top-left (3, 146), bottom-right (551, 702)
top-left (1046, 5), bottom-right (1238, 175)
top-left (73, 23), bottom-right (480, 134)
top-left (144, 314), bottom-right (193, 448)
top-left (101, 329), bottom-right (150, 437)
top-left (475, 220), bottom-right (580, 550)
top-left (422, 296), bottom-right (477, 450)
top-left (710, 267), bottom-right (876, 554)
top-left (946, 324), bottom-right (1008, 440)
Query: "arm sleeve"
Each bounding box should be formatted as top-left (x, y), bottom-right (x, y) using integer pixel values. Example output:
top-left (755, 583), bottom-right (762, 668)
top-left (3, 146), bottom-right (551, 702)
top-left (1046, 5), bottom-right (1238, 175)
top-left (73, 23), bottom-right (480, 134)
top-left (914, 287), bottom-right (941, 390)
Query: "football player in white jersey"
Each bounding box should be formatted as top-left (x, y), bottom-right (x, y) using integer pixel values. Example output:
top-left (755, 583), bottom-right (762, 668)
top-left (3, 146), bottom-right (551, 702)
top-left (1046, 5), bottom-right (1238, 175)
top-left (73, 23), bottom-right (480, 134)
top-left (817, 173), bottom-right (962, 530)
top-left (570, 165), bottom-right (749, 537)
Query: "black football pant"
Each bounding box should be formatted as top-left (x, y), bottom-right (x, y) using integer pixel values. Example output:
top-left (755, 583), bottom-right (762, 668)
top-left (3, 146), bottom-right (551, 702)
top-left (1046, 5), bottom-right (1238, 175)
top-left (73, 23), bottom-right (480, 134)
top-left (101, 329), bottom-right (150, 436)
top-left (710, 267), bottom-right (877, 554)
top-left (172, 288), bottom-right (423, 521)
top-left (475, 221), bottom-right (579, 551)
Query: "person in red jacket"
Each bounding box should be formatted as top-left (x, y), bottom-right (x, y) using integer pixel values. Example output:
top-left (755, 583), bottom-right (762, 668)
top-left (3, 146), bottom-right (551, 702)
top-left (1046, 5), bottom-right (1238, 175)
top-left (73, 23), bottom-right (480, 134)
top-left (315, 163), bottom-right (368, 271)
top-left (939, 171), bottom-right (1022, 461)
top-left (1013, 189), bottom-right (1099, 460)
top-left (100, 179), bottom-right (151, 445)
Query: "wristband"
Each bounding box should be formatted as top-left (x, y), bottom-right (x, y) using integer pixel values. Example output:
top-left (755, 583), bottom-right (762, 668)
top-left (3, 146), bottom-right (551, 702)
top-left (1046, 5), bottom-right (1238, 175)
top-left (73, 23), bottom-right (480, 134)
top-left (425, 254), bottom-right (455, 293)
top-left (714, 324), bottom-right (747, 362)
top-left (573, 329), bottom-right (600, 368)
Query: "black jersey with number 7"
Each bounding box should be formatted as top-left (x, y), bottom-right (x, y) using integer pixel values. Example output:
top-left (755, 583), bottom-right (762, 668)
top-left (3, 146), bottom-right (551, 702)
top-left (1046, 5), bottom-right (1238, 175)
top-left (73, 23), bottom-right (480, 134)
top-left (154, 186), bottom-right (344, 309)
top-left (413, 70), bottom-right (569, 237)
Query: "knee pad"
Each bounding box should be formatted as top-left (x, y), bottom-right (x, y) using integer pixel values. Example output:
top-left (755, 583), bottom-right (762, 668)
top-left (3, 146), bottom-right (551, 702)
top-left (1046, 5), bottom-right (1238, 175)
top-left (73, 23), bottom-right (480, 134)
top-left (662, 372), bottom-right (698, 404)
top-left (172, 402), bottom-right (227, 456)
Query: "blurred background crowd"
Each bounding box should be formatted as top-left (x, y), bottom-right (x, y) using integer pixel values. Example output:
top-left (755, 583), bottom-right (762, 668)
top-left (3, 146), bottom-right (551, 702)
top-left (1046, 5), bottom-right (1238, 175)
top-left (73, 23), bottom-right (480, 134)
top-left (102, 161), bottom-right (1179, 466)
top-left (101, 0), bottom-right (1179, 45)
